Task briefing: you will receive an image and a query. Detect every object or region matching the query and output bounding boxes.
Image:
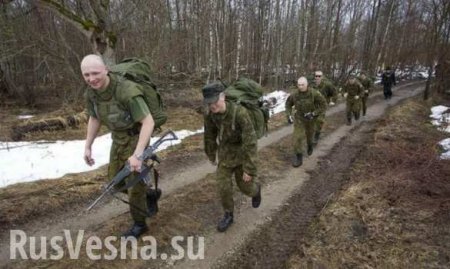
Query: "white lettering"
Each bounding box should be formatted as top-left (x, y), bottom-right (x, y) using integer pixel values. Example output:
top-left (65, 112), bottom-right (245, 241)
top-left (140, 236), bottom-right (157, 260)
top-left (103, 236), bottom-right (118, 260)
top-left (187, 236), bottom-right (204, 260)
top-left (29, 236), bottom-right (47, 260)
top-left (171, 236), bottom-right (184, 260)
top-left (86, 236), bottom-right (102, 260)
top-left (49, 236), bottom-right (64, 260)
top-left (64, 229), bottom-right (84, 259)
top-left (10, 230), bottom-right (28, 259)
top-left (120, 237), bottom-right (138, 259)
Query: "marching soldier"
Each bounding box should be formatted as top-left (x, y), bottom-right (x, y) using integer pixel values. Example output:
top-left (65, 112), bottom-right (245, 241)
top-left (203, 82), bottom-right (262, 232)
top-left (311, 70), bottom-right (337, 143)
top-left (342, 74), bottom-right (364, 125)
top-left (285, 77), bottom-right (327, 167)
top-left (358, 71), bottom-right (373, 116)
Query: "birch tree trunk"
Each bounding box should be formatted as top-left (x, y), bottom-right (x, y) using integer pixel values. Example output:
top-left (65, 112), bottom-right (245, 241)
top-left (375, 0), bottom-right (396, 69)
top-left (235, 1), bottom-right (243, 79)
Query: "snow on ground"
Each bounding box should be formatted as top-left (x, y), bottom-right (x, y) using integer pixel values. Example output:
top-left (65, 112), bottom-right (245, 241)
top-left (430, 105), bottom-right (450, 159)
top-left (430, 105), bottom-right (450, 132)
top-left (0, 129), bottom-right (203, 188)
top-left (263, 90), bottom-right (290, 116)
top-left (0, 90), bottom-right (290, 188)
top-left (439, 138), bottom-right (450, 160)
top-left (17, 115), bottom-right (34, 119)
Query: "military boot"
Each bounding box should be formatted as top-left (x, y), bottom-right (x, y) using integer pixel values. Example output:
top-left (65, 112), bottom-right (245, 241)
top-left (146, 188), bottom-right (162, 217)
top-left (217, 212), bottom-right (234, 232)
top-left (121, 222), bottom-right (148, 238)
top-left (292, 153), bottom-right (303, 167)
top-left (252, 184), bottom-right (262, 208)
top-left (307, 144), bottom-right (314, 156)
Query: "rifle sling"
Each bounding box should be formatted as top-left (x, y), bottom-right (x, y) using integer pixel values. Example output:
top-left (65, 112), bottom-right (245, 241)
top-left (111, 192), bottom-right (150, 217)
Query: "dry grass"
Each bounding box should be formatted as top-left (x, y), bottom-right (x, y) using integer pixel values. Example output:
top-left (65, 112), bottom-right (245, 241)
top-left (0, 168), bottom-right (108, 232)
top-left (289, 97), bottom-right (450, 268)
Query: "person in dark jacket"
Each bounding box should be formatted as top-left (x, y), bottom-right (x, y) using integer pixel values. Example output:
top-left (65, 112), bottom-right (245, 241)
top-left (381, 66), bottom-right (396, 99)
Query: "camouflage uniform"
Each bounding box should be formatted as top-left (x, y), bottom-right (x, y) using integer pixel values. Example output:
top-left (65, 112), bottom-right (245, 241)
top-left (85, 73), bottom-right (150, 223)
top-left (342, 80), bottom-right (364, 124)
top-left (204, 101), bottom-right (259, 213)
top-left (285, 88), bottom-right (327, 155)
top-left (311, 79), bottom-right (337, 138)
top-left (312, 79), bottom-right (337, 104)
top-left (358, 76), bottom-right (373, 116)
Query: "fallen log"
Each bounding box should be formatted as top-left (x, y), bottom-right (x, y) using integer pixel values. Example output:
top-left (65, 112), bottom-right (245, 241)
top-left (11, 110), bottom-right (89, 141)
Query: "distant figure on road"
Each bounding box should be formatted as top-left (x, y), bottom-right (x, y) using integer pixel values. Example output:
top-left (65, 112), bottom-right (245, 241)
top-left (381, 66), bottom-right (396, 99)
top-left (285, 77), bottom-right (326, 167)
top-left (358, 71), bottom-right (373, 116)
top-left (203, 82), bottom-right (262, 233)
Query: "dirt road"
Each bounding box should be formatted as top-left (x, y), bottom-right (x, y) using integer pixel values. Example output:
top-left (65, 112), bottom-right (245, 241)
top-left (1, 81), bottom-right (424, 268)
top-left (175, 83), bottom-right (425, 269)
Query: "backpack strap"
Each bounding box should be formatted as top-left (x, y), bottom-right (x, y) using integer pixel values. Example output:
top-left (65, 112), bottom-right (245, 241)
top-left (231, 101), bottom-right (238, 131)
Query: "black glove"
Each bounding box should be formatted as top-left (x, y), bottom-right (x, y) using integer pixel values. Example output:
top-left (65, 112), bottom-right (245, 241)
top-left (303, 112), bottom-right (315, 120)
top-left (287, 115), bottom-right (294, 124)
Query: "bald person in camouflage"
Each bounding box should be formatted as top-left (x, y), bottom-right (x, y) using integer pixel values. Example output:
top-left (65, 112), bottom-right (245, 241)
top-left (203, 82), bottom-right (262, 232)
top-left (81, 54), bottom-right (155, 238)
top-left (285, 77), bottom-right (327, 167)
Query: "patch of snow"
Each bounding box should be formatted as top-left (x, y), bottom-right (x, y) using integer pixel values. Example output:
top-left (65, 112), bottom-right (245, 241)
top-left (263, 90), bottom-right (290, 116)
top-left (0, 128), bottom-right (203, 188)
top-left (430, 105), bottom-right (450, 133)
top-left (439, 138), bottom-right (450, 160)
top-left (17, 115), bottom-right (34, 119)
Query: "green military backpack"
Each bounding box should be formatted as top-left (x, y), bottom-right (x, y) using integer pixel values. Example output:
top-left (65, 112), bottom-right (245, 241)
top-left (225, 78), bottom-right (269, 139)
top-left (110, 58), bottom-right (167, 129)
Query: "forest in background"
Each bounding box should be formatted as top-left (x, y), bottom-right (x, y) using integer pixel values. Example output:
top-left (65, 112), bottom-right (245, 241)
top-left (0, 0), bottom-right (449, 106)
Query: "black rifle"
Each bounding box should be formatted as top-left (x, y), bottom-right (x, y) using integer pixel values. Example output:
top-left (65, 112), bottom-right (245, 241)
top-left (86, 130), bottom-right (178, 211)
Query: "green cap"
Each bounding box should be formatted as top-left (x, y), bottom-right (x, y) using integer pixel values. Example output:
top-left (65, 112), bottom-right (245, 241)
top-left (202, 82), bottom-right (225, 104)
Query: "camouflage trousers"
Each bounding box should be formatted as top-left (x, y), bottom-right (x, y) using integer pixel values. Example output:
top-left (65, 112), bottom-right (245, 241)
top-left (361, 95), bottom-right (369, 115)
top-left (216, 164), bottom-right (259, 213)
top-left (315, 113), bottom-right (326, 134)
top-left (293, 118), bottom-right (316, 155)
top-left (346, 98), bottom-right (362, 121)
top-left (109, 135), bottom-right (147, 223)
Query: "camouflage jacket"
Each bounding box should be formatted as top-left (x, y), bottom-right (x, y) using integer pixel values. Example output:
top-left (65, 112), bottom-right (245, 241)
top-left (358, 77), bottom-right (373, 96)
top-left (85, 73), bottom-right (150, 143)
top-left (312, 79), bottom-right (336, 100)
top-left (285, 88), bottom-right (327, 120)
top-left (204, 101), bottom-right (258, 176)
top-left (342, 81), bottom-right (364, 98)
